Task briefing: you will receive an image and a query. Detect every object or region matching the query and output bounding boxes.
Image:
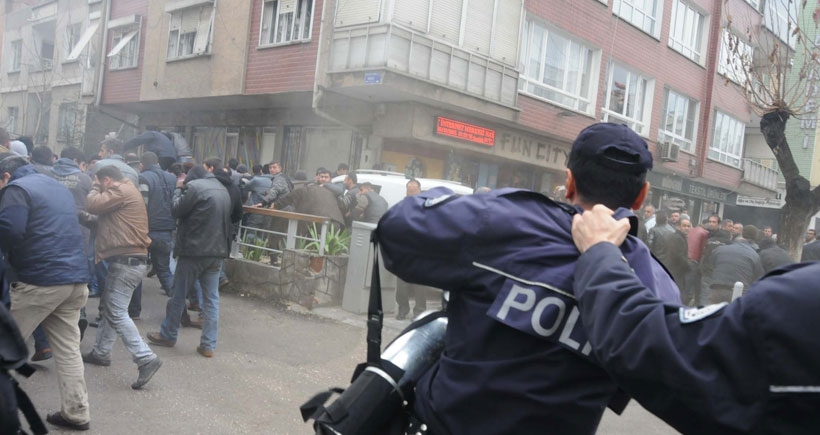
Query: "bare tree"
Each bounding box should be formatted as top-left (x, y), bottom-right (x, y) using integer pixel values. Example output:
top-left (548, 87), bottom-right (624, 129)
top-left (723, 0), bottom-right (820, 258)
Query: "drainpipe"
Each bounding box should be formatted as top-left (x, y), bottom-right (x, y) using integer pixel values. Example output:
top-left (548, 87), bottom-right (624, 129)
top-left (94, 0), bottom-right (112, 106)
top-left (697, 0), bottom-right (723, 179)
top-left (311, 0), bottom-right (364, 133)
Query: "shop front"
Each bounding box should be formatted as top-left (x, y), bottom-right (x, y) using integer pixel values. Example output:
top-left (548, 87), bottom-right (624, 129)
top-left (375, 105), bottom-right (572, 194)
top-left (646, 172), bottom-right (733, 224)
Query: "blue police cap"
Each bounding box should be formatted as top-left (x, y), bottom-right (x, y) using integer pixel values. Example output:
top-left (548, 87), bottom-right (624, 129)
top-left (570, 123), bottom-right (653, 174)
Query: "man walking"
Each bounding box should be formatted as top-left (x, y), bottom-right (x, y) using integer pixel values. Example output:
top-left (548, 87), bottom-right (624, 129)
top-left (138, 152), bottom-right (177, 295)
top-left (148, 164), bottom-right (232, 358)
top-left (352, 182), bottom-right (388, 224)
top-left (0, 155), bottom-right (91, 430)
top-left (83, 165), bottom-right (162, 389)
top-left (395, 179), bottom-right (431, 320)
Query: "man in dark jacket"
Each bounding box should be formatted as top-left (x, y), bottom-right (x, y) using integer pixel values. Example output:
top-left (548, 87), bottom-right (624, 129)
top-left (275, 168), bottom-right (345, 233)
top-left (376, 123), bottom-right (680, 435)
top-left (212, 165), bottom-right (243, 288)
top-left (240, 164), bottom-right (271, 230)
top-left (139, 152), bottom-right (178, 295)
top-left (571, 206), bottom-right (820, 435)
top-left (148, 164), bottom-right (232, 358)
top-left (758, 236), bottom-right (794, 273)
top-left (0, 156), bottom-right (90, 430)
top-left (123, 130), bottom-right (177, 170)
top-left (704, 225), bottom-right (764, 303)
top-left (801, 230), bottom-right (820, 261)
top-left (662, 218), bottom-right (691, 297)
top-left (352, 182), bottom-right (388, 223)
top-left (648, 210), bottom-right (674, 257)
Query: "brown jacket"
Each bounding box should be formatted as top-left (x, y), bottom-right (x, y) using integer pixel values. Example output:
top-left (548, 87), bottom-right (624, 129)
top-left (87, 179), bottom-right (151, 262)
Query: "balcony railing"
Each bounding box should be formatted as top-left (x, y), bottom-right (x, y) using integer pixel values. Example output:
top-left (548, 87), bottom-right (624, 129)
top-left (238, 206), bottom-right (330, 266)
top-left (329, 23), bottom-right (519, 107)
top-left (742, 158), bottom-right (779, 191)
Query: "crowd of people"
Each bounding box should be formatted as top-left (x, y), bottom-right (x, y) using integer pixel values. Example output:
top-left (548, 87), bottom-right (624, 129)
top-left (0, 127), bottom-right (390, 432)
top-left (637, 204), bottom-right (797, 305)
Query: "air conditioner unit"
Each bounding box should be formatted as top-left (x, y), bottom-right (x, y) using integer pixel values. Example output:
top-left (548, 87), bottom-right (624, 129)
top-left (659, 142), bottom-right (680, 162)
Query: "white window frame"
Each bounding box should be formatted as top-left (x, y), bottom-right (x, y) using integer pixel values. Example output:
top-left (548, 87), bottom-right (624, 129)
top-left (601, 62), bottom-right (654, 136)
top-left (259, 0), bottom-right (314, 47)
top-left (518, 18), bottom-right (599, 115)
top-left (5, 107), bottom-right (19, 134)
top-left (668, 0), bottom-right (705, 64)
top-left (63, 23), bottom-right (82, 63)
top-left (709, 111), bottom-right (745, 168)
top-left (109, 28), bottom-right (139, 70)
top-left (764, 0), bottom-right (797, 47)
top-left (658, 88), bottom-right (699, 153)
top-left (612, 0), bottom-right (663, 38)
top-left (718, 29), bottom-right (752, 85)
top-left (9, 40), bottom-right (22, 72)
top-left (167, 5), bottom-right (214, 60)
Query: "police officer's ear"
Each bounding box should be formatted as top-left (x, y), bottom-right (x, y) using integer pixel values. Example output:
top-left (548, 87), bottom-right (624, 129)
top-left (564, 169), bottom-right (576, 202)
top-left (630, 181), bottom-right (650, 211)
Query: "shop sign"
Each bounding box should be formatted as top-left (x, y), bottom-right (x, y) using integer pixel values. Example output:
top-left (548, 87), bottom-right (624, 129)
top-left (435, 117), bottom-right (496, 146)
top-left (495, 131), bottom-right (570, 171)
top-left (647, 172), bottom-right (730, 202)
top-left (736, 195), bottom-right (784, 209)
top-left (364, 72), bottom-right (382, 85)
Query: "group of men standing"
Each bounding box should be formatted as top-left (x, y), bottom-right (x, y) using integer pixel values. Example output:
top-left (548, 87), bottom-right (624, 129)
top-left (0, 128), bottom-right (234, 431)
top-left (641, 205), bottom-right (790, 305)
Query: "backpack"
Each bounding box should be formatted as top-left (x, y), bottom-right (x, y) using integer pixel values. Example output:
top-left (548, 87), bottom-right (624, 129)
top-left (0, 302), bottom-right (47, 435)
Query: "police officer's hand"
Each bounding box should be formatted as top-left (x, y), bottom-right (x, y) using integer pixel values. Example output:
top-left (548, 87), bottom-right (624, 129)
top-left (572, 204), bottom-right (630, 253)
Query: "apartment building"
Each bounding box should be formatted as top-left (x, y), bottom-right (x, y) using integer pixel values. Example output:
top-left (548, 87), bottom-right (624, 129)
top-left (90, 0), bottom-right (795, 224)
top-left (0, 0), bottom-right (126, 152)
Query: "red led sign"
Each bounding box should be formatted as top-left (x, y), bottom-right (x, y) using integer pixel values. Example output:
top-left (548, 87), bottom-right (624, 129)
top-left (436, 117), bottom-right (495, 146)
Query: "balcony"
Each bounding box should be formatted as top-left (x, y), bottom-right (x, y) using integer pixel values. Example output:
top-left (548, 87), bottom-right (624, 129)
top-left (742, 158), bottom-right (780, 191)
top-left (328, 23), bottom-right (519, 109)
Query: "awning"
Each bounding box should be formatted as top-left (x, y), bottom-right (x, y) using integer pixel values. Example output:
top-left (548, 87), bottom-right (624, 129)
top-left (66, 23), bottom-right (100, 61)
top-left (107, 30), bottom-right (138, 57)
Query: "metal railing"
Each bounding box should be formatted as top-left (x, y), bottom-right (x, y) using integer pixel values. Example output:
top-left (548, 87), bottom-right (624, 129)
top-left (238, 206), bottom-right (330, 266)
top-left (329, 22), bottom-right (519, 107)
top-left (742, 158), bottom-right (780, 191)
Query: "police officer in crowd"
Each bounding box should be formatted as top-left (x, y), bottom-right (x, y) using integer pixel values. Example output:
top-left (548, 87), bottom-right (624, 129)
top-left (571, 205), bottom-right (820, 434)
top-left (376, 123), bottom-right (680, 434)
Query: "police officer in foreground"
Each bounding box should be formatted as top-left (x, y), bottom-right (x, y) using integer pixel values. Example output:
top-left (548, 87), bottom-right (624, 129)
top-left (570, 205), bottom-right (820, 434)
top-left (376, 123), bottom-right (681, 434)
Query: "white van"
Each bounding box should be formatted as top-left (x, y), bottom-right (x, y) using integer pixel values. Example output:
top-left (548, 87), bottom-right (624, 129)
top-left (332, 170), bottom-right (473, 208)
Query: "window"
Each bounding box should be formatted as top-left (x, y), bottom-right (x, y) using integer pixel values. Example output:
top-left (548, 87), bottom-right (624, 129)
top-left (167, 6), bottom-right (214, 59)
top-left (32, 21), bottom-right (56, 71)
top-left (709, 111), bottom-right (745, 167)
top-left (602, 62), bottom-right (654, 136)
top-left (718, 29), bottom-right (752, 85)
top-left (764, 0), bottom-right (797, 46)
top-left (5, 107), bottom-right (19, 134)
top-left (63, 23), bottom-right (82, 62)
top-left (9, 40), bottom-right (22, 72)
top-left (668, 0), bottom-right (704, 63)
top-left (57, 103), bottom-right (79, 142)
top-left (260, 0), bottom-right (314, 46)
top-left (658, 88), bottom-right (699, 153)
top-left (613, 0), bottom-right (662, 37)
top-left (518, 19), bottom-right (598, 114)
top-left (109, 28), bottom-right (139, 69)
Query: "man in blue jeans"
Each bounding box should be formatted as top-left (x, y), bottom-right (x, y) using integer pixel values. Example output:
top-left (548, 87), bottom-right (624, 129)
top-left (83, 166), bottom-right (161, 389)
top-left (148, 164), bottom-right (232, 357)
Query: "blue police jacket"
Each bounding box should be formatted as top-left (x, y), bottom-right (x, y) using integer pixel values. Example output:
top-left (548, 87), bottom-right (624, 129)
top-left (575, 242), bottom-right (820, 435)
top-left (375, 188), bottom-right (680, 435)
top-left (0, 165), bottom-right (88, 286)
top-left (139, 164), bottom-right (177, 232)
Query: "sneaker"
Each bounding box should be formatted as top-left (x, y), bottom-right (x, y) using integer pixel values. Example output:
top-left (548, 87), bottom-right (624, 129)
top-left (196, 346), bottom-right (213, 358)
top-left (147, 268), bottom-right (156, 278)
top-left (146, 332), bottom-right (176, 347)
top-left (82, 351), bottom-right (111, 367)
top-left (31, 348), bottom-right (53, 362)
top-left (132, 357), bottom-right (162, 389)
top-left (87, 291), bottom-right (101, 298)
top-left (219, 279), bottom-right (230, 290)
top-left (46, 412), bottom-right (89, 431)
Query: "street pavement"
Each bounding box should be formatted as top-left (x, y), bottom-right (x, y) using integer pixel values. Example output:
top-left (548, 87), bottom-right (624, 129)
top-left (19, 277), bottom-right (679, 434)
